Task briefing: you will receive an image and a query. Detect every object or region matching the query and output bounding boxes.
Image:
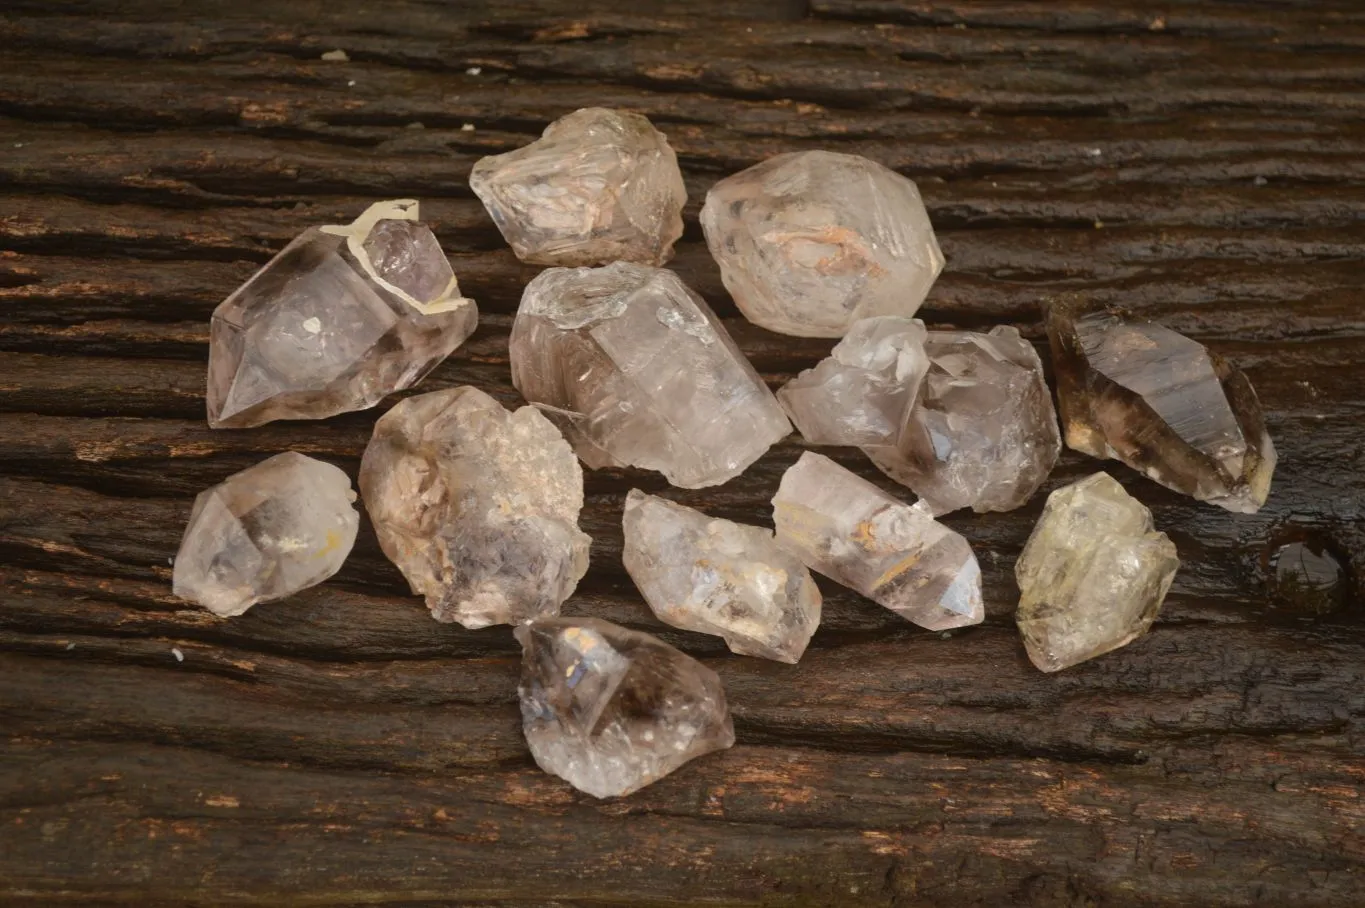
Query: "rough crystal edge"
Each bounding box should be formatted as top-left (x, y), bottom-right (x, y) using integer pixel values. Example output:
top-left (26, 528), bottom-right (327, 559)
top-left (621, 489), bottom-right (821, 664)
top-left (171, 452), bottom-right (360, 618)
top-left (1014, 472), bottom-right (1181, 672)
top-left (514, 617), bottom-right (736, 798)
top-left (469, 109), bottom-right (687, 268)
top-left (319, 199), bottom-right (475, 316)
top-left (1044, 298), bottom-right (1275, 514)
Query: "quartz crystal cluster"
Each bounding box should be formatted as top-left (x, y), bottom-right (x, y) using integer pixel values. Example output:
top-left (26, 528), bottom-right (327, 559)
top-left (702, 150), bottom-right (943, 337)
top-left (773, 453), bottom-right (983, 631)
top-left (1047, 301), bottom-right (1276, 513)
top-left (779, 318), bottom-right (1060, 514)
top-left (470, 108), bottom-right (687, 267)
top-left (510, 262), bottom-right (791, 488)
top-left (359, 386), bottom-right (591, 629)
top-left (516, 617), bottom-right (735, 798)
top-left (623, 490), bottom-right (821, 663)
top-left (173, 452), bottom-right (359, 617)
top-left (207, 200), bottom-right (477, 428)
top-left (1015, 472), bottom-right (1180, 672)
top-left (168, 121), bottom-right (1281, 798)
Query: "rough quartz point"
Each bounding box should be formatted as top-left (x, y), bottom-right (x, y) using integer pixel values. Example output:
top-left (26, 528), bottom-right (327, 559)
top-left (510, 261), bottom-right (791, 489)
top-left (1047, 302), bottom-right (1276, 513)
top-left (516, 617), bottom-right (735, 798)
top-left (207, 200), bottom-right (477, 429)
top-left (470, 108), bottom-right (687, 266)
top-left (701, 150), bottom-right (944, 338)
top-left (779, 318), bottom-right (1060, 514)
top-left (172, 452), bottom-right (359, 617)
top-left (359, 386), bottom-right (590, 628)
top-left (1015, 472), bottom-right (1180, 672)
top-left (622, 490), bottom-right (821, 663)
top-left (772, 452), bottom-right (983, 631)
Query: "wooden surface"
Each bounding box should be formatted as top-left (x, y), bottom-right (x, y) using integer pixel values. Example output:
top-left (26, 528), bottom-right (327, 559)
top-left (2, 1), bottom-right (1364, 905)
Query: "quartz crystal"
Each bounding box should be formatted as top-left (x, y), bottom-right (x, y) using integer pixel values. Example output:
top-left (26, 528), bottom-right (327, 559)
top-left (701, 150), bottom-right (944, 338)
top-left (779, 318), bottom-right (1060, 514)
top-left (622, 490), bottom-right (821, 663)
top-left (772, 452), bottom-right (983, 631)
top-left (516, 617), bottom-right (735, 798)
top-left (359, 386), bottom-right (590, 628)
top-left (470, 108), bottom-right (687, 266)
top-left (1015, 472), bottom-right (1180, 672)
top-left (172, 452), bottom-right (359, 617)
top-left (1046, 302), bottom-right (1275, 513)
top-left (207, 200), bottom-right (477, 429)
top-left (510, 262), bottom-right (791, 489)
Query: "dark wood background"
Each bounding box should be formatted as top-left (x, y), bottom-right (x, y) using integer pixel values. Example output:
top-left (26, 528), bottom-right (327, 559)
top-left (2, 1), bottom-right (1363, 905)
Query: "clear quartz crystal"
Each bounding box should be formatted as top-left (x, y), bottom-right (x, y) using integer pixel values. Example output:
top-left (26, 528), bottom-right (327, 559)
top-left (359, 386), bottom-right (590, 628)
top-left (622, 490), bottom-right (821, 663)
top-left (516, 617), bottom-right (735, 798)
top-left (172, 452), bottom-right (359, 617)
top-left (470, 108), bottom-right (687, 266)
top-left (779, 318), bottom-right (1059, 514)
top-left (701, 150), bottom-right (944, 338)
top-left (771, 452), bottom-right (983, 631)
top-left (510, 261), bottom-right (791, 489)
top-left (1046, 300), bottom-right (1275, 513)
top-left (1015, 472), bottom-right (1180, 672)
top-left (207, 200), bottom-right (477, 429)
top-left (866, 325), bottom-right (1061, 514)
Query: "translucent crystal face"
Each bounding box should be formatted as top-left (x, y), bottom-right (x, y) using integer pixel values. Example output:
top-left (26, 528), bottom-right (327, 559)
top-left (515, 617), bottom-right (735, 798)
top-left (470, 108), bottom-right (688, 267)
top-left (1015, 472), bottom-right (1181, 672)
top-left (622, 490), bottom-right (821, 663)
top-left (771, 452), bottom-right (983, 631)
top-left (359, 386), bottom-right (590, 629)
top-left (1047, 302), bottom-right (1276, 513)
top-left (510, 262), bottom-right (791, 489)
top-left (206, 205), bottom-right (476, 429)
top-left (172, 452), bottom-right (360, 617)
top-left (362, 218), bottom-right (456, 304)
top-left (701, 150), bottom-right (944, 338)
top-left (779, 319), bottom-right (1059, 514)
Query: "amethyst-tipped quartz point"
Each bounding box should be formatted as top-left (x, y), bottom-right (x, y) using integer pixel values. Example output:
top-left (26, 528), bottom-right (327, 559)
top-left (172, 452), bottom-right (359, 617)
top-left (1046, 301), bottom-right (1275, 513)
top-left (359, 386), bottom-right (590, 629)
top-left (470, 107), bottom-right (687, 266)
top-left (516, 617), bottom-right (735, 798)
top-left (623, 490), bottom-right (821, 663)
top-left (510, 262), bottom-right (791, 489)
top-left (772, 452), bottom-right (983, 631)
top-left (207, 200), bottom-right (477, 428)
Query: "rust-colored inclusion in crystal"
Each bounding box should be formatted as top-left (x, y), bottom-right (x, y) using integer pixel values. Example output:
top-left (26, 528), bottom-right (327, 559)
top-left (1045, 300), bottom-right (1276, 514)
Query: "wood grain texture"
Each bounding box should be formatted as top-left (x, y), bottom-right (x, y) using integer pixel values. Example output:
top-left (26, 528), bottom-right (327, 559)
top-left (1, 2), bottom-right (1363, 905)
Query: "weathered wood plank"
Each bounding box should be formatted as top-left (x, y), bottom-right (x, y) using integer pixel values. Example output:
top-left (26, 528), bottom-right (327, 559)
top-left (1, 1), bottom-right (1363, 905)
